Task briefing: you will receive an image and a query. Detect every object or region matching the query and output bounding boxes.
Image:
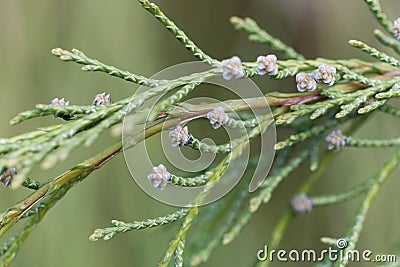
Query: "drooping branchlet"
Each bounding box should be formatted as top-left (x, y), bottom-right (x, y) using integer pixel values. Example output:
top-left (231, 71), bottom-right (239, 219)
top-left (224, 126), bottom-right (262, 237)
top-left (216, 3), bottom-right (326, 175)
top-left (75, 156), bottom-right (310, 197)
top-left (220, 56), bottom-right (245, 80)
top-left (207, 107), bottom-right (229, 129)
top-left (147, 164), bottom-right (172, 190)
top-left (295, 72), bottom-right (317, 92)
top-left (0, 168), bottom-right (17, 187)
top-left (92, 92), bottom-right (112, 106)
top-left (314, 64), bottom-right (337, 86)
top-left (169, 126), bottom-right (193, 148)
top-left (325, 129), bottom-right (347, 152)
top-left (392, 18), bottom-right (400, 40)
top-left (257, 54), bottom-right (279, 76)
top-left (291, 193), bottom-right (313, 213)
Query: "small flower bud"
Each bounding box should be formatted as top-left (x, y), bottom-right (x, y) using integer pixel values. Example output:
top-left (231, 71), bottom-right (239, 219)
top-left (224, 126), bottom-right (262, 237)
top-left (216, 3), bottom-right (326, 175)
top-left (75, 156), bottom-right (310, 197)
top-left (296, 72), bottom-right (317, 92)
top-left (393, 18), bottom-right (400, 40)
top-left (0, 168), bottom-right (17, 187)
top-left (169, 126), bottom-right (192, 148)
top-left (92, 92), bottom-right (112, 106)
top-left (325, 129), bottom-right (347, 152)
top-left (220, 56), bottom-right (245, 80)
top-left (50, 98), bottom-right (70, 106)
top-left (207, 107), bottom-right (229, 129)
top-left (291, 193), bottom-right (313, 213)
top-left (315, 64), bottom-right (336, 86)
top-left (257, 54), bottom-right (279, 76)
top-left (147, 164), bottom-right (171, 190)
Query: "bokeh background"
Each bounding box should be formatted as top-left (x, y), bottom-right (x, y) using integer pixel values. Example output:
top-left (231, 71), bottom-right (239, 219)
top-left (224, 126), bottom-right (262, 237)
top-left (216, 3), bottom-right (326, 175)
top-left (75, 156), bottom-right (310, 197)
top-left (1, 0), bottom-right (400, 266)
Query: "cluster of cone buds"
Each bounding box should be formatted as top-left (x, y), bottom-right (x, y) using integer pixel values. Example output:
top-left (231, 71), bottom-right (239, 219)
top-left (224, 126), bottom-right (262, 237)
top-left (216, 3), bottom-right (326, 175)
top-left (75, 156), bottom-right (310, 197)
top-left (220, 56), bottom-right (337, 94)
top-left (49, 92), bottom-right (112, 120)
top-left (149, 107), bottom-right (230, 190)
top-left (147, 55), bottom-right (341, 190)
top-left (50, 92), bottom-right (112, 108)
top-left (296, 64), bottom-right (337, 92)
top-left (220, 54), bottom-right (279, 80)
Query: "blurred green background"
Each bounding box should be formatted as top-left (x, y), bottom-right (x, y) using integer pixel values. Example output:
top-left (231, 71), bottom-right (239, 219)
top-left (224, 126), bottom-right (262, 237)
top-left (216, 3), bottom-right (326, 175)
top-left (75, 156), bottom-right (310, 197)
top-left (1, 0), bottom-right (400, 266)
